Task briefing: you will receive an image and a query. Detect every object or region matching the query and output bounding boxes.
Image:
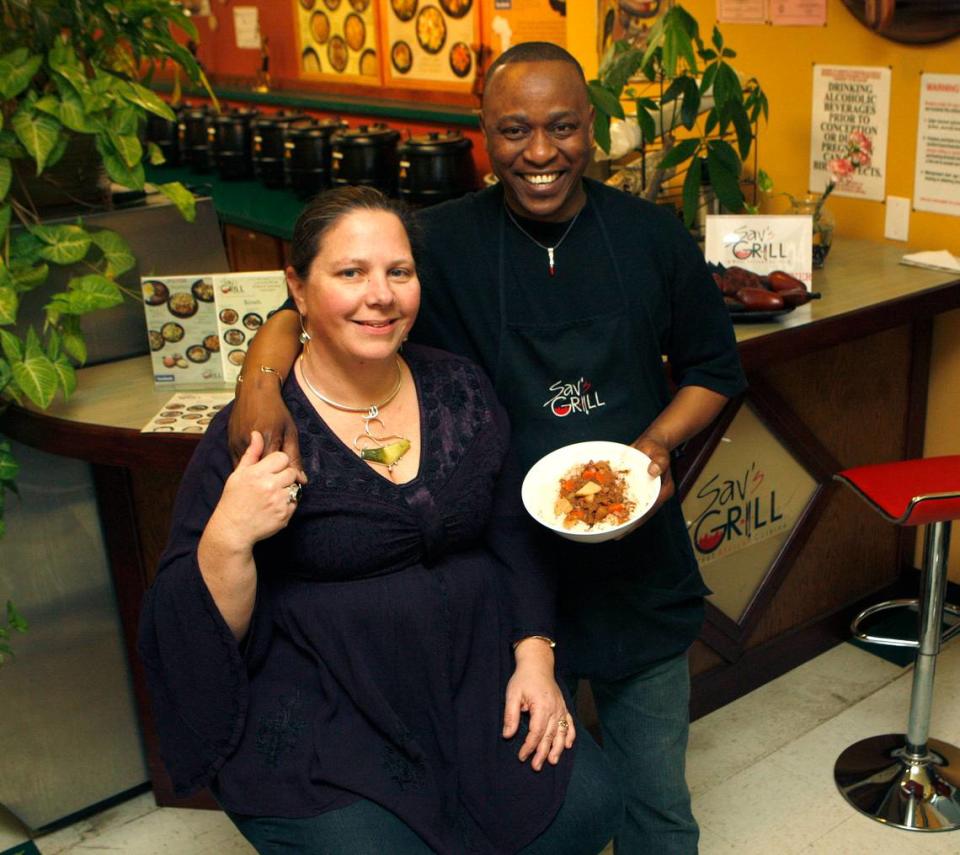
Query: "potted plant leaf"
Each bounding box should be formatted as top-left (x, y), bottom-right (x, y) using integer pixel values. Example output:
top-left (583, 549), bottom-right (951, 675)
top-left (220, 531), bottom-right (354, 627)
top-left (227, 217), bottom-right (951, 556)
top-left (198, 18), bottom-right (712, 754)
top-left (588, 3), bottom-right (768, 227)
top-left (0, 0), bottom-right (216, 663)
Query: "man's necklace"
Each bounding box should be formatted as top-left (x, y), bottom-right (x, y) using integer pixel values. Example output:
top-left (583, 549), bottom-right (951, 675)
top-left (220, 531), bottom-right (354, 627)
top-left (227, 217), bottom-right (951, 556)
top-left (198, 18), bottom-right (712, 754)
top-left (504, 205), bottom-right (583, 277)
top-left (298, 353), bottom-right (411, 473)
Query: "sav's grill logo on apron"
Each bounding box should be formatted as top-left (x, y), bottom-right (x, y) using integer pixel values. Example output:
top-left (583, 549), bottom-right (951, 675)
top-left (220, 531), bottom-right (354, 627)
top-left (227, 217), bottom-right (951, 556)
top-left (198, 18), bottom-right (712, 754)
top-left (542, 378), bottom-right (606, 418)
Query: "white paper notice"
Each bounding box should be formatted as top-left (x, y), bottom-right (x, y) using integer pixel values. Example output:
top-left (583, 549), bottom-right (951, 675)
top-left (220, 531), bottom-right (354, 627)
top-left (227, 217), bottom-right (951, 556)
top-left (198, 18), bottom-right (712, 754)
top-left (914, 73), bottom-right (960, 217)
top-left (717, 0), bottom-right (766, 24)
top-left (810, 65), bottom-right (890, 201)
top-left (233, 6), bottom-right (261, 49)
top-left (770, 0), bottom-right (827, 26)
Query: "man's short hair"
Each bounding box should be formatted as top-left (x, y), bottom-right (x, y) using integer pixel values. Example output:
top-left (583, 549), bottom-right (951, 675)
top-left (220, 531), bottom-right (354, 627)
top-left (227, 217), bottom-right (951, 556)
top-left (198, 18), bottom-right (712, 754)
top-left (484, 42), bottom-right (587, 98)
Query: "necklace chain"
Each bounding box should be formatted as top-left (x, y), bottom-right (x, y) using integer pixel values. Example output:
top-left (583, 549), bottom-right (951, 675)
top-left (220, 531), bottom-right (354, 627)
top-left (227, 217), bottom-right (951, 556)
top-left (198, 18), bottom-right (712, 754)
top-left (298, 353), bottom-right (411, 474)
top-left (505, 204), bottom-right (583, 277)
top-left (298, 353), bottom-right (402, 417)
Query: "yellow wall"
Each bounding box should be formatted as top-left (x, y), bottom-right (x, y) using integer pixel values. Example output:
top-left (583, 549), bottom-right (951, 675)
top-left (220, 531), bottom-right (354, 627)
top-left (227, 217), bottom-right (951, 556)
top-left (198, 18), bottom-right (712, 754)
top-left (567, 1), bottom-right (960, 576)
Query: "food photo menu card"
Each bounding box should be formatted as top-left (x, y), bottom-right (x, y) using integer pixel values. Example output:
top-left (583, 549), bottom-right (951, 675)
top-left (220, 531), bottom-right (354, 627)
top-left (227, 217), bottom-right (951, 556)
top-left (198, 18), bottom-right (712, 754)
top-left (214, 272), bottom-right (290, 384)
top-left (384, 0), bottom-right (480, 91)
top-left (141, 391), bottom-right (236, 434)
top-left (295, 0), bottom-right (380, 83)
top-left (142, 271), bottom-right (288, 387)
top-left (143, 275), bottom-right (223, 386)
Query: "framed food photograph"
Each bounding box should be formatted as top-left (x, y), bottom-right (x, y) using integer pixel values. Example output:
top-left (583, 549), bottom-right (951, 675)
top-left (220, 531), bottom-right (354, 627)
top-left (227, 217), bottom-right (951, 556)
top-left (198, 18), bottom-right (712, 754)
top-left (294, 0), bottom-right (382, 84)
top-left (381, 0), bottom-right (480, 92)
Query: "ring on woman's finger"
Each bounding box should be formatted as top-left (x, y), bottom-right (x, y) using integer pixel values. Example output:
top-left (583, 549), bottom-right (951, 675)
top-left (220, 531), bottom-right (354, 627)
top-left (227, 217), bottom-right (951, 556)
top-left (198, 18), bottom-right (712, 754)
top-left (557, 717), bottom-right (569, 732)
top-left (287, 483), bottom-right (302, 504)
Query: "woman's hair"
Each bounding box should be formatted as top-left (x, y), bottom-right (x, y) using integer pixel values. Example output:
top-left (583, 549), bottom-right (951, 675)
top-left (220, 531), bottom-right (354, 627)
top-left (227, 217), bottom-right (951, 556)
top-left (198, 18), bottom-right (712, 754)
top-left (288, 185), bottom-right (419, 279)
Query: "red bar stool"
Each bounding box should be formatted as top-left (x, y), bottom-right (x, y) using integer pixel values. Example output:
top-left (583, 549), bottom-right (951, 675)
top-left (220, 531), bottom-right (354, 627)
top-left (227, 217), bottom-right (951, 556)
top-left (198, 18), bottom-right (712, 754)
top-left (833, 456), bottom-right (960, 831)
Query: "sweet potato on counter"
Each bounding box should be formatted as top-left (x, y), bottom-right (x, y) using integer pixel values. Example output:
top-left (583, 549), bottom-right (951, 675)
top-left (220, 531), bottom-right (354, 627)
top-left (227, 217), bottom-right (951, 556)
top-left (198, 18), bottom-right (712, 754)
top-left (712, 266), bottom-right (821, 314)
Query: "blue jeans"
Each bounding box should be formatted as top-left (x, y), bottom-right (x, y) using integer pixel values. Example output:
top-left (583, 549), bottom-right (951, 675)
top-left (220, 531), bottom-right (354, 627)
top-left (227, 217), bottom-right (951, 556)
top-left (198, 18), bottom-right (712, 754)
top-left (228, 727), bottom-right (622, 854)
top-left (568, 653), bottom-right (698, 855)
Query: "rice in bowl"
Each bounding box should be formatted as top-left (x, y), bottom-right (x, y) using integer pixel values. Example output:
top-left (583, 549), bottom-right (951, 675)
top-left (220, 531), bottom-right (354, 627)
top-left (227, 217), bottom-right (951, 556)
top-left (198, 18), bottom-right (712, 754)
top-left (521, 441), bottom-right (661, 544)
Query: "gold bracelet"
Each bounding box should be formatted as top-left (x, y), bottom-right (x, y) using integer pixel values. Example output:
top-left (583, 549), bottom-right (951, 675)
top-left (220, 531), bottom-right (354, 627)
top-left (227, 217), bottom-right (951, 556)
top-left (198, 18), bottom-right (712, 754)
top-left (237, 364), bottom-right (284, 386)
top-left (513, 635), bottom-right (557, 650)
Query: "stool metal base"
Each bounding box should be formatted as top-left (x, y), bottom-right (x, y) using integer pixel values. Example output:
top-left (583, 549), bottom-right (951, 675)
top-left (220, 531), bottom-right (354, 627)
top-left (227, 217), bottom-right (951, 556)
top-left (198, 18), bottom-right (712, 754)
top-left (835, 734), bottom-right (960, 831)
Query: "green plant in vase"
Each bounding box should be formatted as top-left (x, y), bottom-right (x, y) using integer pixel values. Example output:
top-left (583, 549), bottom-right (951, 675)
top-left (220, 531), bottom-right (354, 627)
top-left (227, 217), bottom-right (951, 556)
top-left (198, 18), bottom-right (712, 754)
top-left (758, 129), bottom-right (873, 268)
top-left (588, 3), bottom-right (768, 227)
top-left (0, 0), bottom-right (215, 664)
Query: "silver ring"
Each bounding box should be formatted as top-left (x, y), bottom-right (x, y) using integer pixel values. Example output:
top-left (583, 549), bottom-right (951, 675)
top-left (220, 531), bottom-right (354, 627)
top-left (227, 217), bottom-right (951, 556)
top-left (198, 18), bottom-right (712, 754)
top-left (287, 483), bottom-right (302, 504)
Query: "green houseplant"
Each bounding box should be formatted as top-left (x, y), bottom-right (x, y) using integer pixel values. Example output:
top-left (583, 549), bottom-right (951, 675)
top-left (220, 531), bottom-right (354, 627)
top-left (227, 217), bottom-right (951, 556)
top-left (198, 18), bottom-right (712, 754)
top-left (588, 4), bottom-right (768, 227)
top-left (0, 0), bottom-right (215, 663)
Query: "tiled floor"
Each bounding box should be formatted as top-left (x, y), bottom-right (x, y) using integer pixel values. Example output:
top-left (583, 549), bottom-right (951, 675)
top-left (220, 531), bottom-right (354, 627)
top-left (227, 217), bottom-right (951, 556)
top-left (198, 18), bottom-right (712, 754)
top-left (4, 639), bottom-right (960, 854)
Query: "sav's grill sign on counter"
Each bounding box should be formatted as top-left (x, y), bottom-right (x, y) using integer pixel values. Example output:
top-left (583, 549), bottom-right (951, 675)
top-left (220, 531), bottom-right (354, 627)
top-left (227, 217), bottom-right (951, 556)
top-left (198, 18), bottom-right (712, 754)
top-left (705, 215), bottom-right (813, 287)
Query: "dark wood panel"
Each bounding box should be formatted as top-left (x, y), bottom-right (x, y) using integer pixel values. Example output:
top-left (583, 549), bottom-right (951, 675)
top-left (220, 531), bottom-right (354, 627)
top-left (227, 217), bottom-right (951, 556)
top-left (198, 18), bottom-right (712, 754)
top-left (224, 224), bottom-right (285, 272)
top-left (1, 405), bottom-right (197, 470)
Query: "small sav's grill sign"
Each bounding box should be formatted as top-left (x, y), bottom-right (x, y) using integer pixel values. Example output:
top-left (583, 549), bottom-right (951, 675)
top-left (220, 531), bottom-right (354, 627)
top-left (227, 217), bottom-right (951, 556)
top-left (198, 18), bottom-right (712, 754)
top-left (704, 214), bottom-right (813, 285)
top-left (727, 225), bottom-right (788, 263)
top-left (689, 461), bottom-right (789, 562)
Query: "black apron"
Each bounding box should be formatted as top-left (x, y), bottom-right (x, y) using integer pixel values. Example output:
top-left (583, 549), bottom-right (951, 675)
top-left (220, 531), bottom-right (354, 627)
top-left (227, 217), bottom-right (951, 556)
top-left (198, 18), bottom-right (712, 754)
top-left (492, 196), bottom-right (708, 680)
top-left (492, 197), bottom-right (667, 470)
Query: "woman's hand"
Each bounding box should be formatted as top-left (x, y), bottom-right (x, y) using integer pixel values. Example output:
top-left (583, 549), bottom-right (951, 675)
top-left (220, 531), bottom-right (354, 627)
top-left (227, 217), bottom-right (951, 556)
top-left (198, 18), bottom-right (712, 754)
top-left (199, 431), bottom-right (301, 639)
top-left (208, 431), bottom-right (302, 552)
top-left (503, 638), bottom-right (575, 771)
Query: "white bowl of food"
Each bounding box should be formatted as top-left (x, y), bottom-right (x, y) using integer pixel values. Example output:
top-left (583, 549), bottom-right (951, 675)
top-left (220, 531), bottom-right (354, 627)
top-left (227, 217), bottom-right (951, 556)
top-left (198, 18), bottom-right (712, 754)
top-left (521, 441), bottom-right (661, 544)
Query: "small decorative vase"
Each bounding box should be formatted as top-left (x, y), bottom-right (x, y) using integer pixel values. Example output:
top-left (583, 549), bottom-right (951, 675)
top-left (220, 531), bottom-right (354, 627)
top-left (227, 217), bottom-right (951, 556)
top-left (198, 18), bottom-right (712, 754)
top-left (790, 193), bottom-right (836, 269)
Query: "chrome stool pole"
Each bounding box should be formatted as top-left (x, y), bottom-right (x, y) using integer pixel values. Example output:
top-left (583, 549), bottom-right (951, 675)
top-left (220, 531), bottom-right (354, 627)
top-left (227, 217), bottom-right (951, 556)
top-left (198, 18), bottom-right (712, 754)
top-left (834, 519), bottom-right (960, 831)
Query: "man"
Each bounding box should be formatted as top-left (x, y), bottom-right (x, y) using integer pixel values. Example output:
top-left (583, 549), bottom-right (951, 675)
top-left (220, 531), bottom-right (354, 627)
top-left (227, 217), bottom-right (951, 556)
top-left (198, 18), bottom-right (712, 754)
top-left (229, 43), bottom-right (745, 853)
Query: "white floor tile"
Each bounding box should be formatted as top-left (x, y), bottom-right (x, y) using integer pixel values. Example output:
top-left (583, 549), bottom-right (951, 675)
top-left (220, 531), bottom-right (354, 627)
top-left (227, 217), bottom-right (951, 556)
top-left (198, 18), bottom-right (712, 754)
top-left (806, 812), bottom-right (960, 854)
top-left (692, 755), bottom-right (852, 853)
top-left (36, 802), bottom-right (252, 855)
top-left (687, 644), bottom-right (901, 797)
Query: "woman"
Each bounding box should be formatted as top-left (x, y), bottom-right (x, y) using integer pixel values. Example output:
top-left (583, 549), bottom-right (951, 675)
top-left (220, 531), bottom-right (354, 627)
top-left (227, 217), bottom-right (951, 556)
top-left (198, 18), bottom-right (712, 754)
top-left (139, 186), bottom-right (621, 854)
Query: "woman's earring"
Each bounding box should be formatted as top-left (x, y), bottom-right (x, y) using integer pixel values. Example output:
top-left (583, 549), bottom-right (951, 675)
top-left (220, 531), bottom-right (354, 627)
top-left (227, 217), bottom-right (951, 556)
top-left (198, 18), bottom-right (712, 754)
top-left (298, 314), bottom-right (311, 344)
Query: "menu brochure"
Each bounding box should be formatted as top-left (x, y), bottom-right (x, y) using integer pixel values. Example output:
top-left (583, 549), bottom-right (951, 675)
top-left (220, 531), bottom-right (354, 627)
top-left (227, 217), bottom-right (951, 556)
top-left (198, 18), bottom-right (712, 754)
top-left (142, 270), bottom-right (288, 387)
top-left (141, 391), bottom-right (236, 434)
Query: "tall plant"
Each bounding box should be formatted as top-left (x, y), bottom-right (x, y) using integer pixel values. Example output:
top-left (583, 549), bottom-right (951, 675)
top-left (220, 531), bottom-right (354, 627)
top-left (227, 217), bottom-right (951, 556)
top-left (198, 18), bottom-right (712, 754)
top-left (0, 0), bottom-right (214, 663)
top-left (588, 4), bottom-right (768, 227)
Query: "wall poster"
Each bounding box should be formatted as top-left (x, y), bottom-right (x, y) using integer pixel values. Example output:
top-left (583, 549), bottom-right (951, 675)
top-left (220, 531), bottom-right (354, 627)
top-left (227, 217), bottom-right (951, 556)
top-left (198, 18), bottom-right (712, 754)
top-left (485, 0), bottom-right (566, 64)
top-left (294, 0), bottom-right (381, 84)
top-left (597, 0), bottom-right (665, 59)
top-left (716, 0), bottom-right (765, 25)
top-left (383, 0), bottom-right (481, 92)
top-left (914, 73), bottom-right (960, 217)
top-left (769, 0), bottom-right (826, 26)
top-left (809, 64), bottom-right (890, 201)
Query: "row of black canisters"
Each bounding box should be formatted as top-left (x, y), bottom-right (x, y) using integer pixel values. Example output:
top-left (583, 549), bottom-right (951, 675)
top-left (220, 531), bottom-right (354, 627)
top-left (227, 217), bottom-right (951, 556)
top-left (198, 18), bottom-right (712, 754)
top-left (283, 117), bottom-right (349, 198)
top-left (146, 106), bottom-right (476, 206)
top-left (331, 124), bottom-right (477, 207)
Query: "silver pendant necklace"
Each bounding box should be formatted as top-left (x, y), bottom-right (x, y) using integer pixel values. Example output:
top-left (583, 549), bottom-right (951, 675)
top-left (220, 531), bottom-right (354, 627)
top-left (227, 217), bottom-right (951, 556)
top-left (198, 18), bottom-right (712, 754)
top-left (298, 354), bottom-right (411, 472)
top-left (504, 204), bottom-right (583, 277)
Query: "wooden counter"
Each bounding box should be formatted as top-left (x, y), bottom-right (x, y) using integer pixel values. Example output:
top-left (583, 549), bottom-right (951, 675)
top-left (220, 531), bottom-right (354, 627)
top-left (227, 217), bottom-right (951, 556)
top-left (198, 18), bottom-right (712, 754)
top-left (4, 238), bottom-right (959, 806)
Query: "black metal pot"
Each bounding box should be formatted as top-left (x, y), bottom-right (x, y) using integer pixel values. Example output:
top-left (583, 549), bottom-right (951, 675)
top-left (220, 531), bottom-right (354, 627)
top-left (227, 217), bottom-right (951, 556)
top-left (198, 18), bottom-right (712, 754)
top-left (331, 123), bottom-right (401, 197)
top-left (284, 117), bottom-right (348, 199)
top-left (179, 106), bottom-right (215, 173)
top-left (146, 103), bottom-right (185, 167)
top-left (210, 108), bottom-right (260, 180)
top-left (398, 131), bottom-right (475, 207)
top-left (252, 111), bottom-right (308, 189)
